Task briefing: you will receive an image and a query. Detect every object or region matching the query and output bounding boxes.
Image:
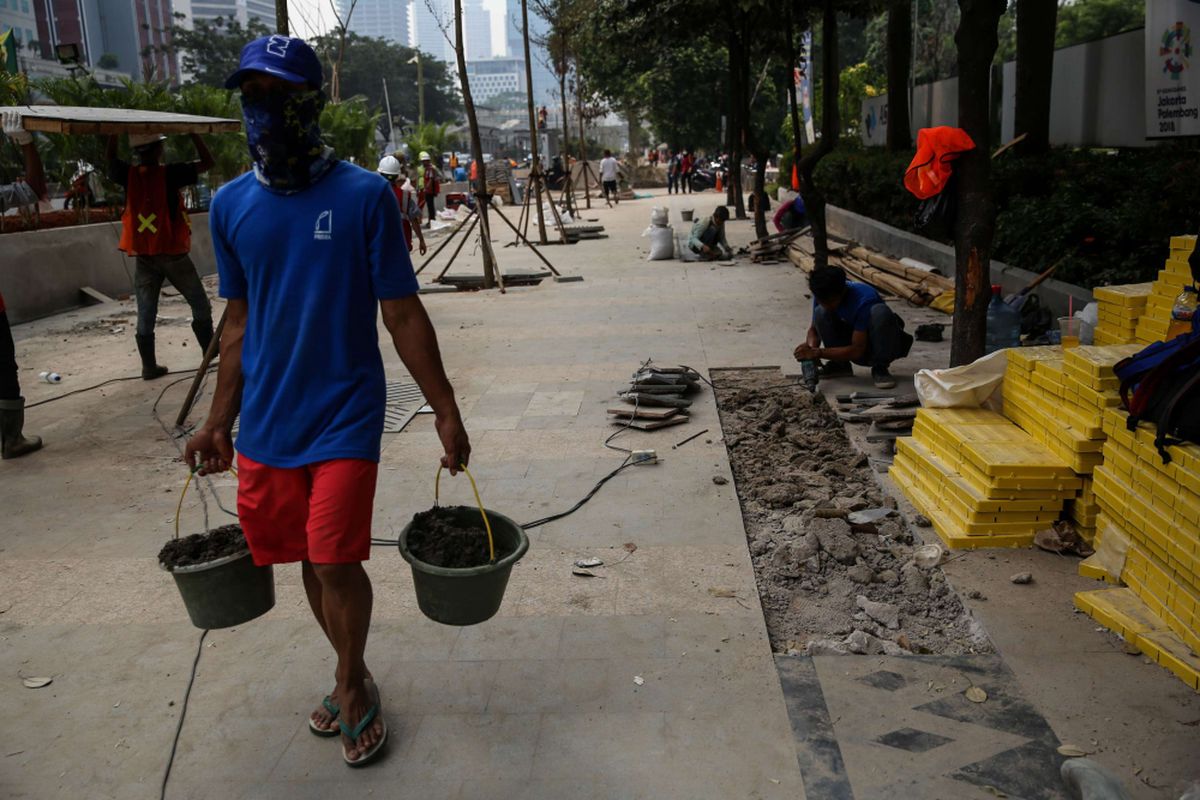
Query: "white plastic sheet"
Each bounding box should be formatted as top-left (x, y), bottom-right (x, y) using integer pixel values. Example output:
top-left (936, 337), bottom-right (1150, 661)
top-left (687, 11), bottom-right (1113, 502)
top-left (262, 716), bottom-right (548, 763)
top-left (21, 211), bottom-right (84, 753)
top-left (914, 349), bottom-right (1008, 408)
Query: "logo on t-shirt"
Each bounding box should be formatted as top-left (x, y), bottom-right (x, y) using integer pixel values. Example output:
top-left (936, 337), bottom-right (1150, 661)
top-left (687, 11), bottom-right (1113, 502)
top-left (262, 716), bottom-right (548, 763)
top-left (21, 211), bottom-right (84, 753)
top-left (314, 209), bottom-right (332, 240)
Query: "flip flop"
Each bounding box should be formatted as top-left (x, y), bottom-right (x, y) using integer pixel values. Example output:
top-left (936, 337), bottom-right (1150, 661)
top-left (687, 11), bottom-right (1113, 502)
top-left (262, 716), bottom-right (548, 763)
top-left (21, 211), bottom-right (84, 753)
top-left (340, 682), bottom-right (388, 767)
top-left (308, 695), bottom-right (340, 738)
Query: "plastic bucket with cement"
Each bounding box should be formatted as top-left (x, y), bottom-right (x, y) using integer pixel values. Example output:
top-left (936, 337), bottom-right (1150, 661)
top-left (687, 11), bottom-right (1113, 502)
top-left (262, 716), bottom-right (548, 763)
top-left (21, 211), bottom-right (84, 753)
top-left (167, 551), bottom-right (275, 629)
top-left (399, 505), bottom-right (528, 626)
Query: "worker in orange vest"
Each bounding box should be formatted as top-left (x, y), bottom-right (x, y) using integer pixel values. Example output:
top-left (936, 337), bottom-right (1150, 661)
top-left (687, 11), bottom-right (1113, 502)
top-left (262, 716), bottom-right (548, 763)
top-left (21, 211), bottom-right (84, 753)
top-left (106, 133), bottom-right (215, 379)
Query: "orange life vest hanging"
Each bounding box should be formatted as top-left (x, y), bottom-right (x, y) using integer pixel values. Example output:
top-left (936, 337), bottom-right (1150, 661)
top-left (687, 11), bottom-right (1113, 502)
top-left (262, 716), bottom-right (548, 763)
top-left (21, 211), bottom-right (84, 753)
top-left (119, 165), bottom-right (191, 256)
top-left (903, 127), bottom-right (975, 200)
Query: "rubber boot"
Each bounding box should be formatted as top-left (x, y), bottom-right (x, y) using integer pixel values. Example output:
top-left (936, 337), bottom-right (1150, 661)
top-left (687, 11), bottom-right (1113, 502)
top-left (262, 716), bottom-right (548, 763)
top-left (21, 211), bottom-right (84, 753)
top-left (135, 333), bottom-right (169, 380)
top-left (191, 319), bottom-right (214, 356)
top-left (0, 397), bottom-right (43, 459)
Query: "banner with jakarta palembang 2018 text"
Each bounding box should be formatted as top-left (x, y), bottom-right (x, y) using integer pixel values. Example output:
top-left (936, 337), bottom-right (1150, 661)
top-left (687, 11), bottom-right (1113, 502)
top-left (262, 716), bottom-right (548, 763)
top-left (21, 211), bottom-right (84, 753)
top-left (1146, 0), bottom-right (1200, 138)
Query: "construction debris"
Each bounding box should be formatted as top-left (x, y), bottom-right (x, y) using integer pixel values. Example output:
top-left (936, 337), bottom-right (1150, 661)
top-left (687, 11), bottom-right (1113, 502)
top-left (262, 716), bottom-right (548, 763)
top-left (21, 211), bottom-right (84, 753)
top-left (749, 227), bottom-right (809, 263)
top-left (788, 236), bottom-right (954, 308)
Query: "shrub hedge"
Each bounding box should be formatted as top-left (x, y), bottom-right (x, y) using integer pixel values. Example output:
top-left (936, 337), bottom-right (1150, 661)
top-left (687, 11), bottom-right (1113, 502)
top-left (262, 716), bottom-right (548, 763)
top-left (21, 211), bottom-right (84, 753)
top-left (812, 143), bottom-right (1200, 289)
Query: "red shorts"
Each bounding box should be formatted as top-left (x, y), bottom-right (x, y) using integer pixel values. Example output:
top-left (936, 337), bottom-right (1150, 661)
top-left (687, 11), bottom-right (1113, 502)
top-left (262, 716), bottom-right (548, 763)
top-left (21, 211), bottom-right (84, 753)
top-left (236, 453), bottom-right (378, 566)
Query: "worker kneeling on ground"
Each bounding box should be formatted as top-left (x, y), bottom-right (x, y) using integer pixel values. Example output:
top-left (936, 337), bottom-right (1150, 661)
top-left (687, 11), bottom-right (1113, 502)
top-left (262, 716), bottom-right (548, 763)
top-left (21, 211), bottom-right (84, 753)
top-left (793, 265), bottom-right (913, 390)
top-left (773, 193), bottom-right (807, 233)
top-left (689, 205), bottom-right (733, 260)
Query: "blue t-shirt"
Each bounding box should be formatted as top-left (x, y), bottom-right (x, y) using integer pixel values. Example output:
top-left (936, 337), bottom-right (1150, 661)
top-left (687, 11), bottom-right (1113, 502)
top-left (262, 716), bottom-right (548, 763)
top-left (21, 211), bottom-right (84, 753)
top-left (211, 161), bottom-right (420, 468)
top-left (814, 281), bottom-right (883, 332)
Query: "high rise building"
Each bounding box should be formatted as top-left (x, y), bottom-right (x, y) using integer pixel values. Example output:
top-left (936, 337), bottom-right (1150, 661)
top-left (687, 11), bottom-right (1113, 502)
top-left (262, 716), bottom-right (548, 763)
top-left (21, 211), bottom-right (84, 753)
top-left (348, 0), bottom-right (409, 46)
top-left (408, 0), bottom-right (453, 63)
top-left (461, 0), bottom-right (489, 60)
top-left (180, 0), bottom-right (276, 29)
top-left (0, 0), bottom-right (39, 61)
top-left (31, 0), bottom-right (178, 82)
top-left (464, 55), bottom-right (522, 104)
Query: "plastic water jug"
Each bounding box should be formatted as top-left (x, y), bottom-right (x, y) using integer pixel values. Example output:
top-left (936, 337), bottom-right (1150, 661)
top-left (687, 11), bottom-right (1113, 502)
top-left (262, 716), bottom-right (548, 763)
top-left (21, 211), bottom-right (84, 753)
top-left (1168, 286), bottom-right (1198, 340)
top-left (985, 285), bottom-right (1021, 353)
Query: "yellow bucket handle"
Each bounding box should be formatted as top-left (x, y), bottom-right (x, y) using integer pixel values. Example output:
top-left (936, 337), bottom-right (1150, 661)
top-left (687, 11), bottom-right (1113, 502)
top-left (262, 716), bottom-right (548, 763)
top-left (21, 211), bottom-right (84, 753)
top-left (175, 465), bottom-right (238, 539)
top-left (434, 464), bottom-right (495, 563)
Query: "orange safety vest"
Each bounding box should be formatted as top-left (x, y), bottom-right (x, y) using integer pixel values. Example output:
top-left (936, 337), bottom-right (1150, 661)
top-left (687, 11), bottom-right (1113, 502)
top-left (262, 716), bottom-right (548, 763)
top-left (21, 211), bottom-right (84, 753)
top-left (119, 165), bottom-right (191, 256)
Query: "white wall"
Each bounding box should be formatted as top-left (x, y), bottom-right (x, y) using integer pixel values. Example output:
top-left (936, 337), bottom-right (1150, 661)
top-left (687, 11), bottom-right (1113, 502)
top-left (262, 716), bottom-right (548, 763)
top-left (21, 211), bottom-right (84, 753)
top-left (1001, 28), bottom-right (1146, 148)
top-left (864, 28), bottom-right (1147, 149)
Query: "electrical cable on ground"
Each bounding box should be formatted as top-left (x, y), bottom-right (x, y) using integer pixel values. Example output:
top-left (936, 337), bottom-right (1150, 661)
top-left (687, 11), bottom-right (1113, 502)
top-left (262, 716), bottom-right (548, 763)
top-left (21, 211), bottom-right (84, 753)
top-left (160, 628), bottom-right (207, 800)
top-left (25, 368), bottom-right (200, 409)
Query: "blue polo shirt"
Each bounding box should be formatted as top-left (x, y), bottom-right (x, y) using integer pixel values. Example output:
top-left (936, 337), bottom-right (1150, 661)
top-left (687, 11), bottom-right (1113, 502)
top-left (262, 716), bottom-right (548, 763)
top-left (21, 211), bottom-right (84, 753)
top-left (815, 281), bottom-right (884, 332)
top-left (211, 161), bottom-right (420, 468)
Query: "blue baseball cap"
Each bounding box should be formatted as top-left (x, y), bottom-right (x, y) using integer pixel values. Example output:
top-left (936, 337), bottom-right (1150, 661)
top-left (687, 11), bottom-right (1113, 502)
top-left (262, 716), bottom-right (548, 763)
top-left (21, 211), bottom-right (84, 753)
top-left (224, 35), bottom-right (323, 90)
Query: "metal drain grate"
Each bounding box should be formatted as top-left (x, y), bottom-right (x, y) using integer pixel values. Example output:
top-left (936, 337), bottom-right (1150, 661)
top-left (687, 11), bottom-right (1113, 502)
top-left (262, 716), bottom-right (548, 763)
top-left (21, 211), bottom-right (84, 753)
top-left (383, 379), bottom-right (426, 433)
top-left (230, 379), bottom-right (425, 436)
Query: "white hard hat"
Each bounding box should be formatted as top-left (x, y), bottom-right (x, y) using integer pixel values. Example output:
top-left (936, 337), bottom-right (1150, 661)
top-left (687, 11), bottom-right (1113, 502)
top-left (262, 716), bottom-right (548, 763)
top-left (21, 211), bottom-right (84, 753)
top-left (418, 151), bottom-right (431, 161)
top-left (129, 133), bottom-right (167, 149)
top-left (378, 155), bottom-right (403, 176)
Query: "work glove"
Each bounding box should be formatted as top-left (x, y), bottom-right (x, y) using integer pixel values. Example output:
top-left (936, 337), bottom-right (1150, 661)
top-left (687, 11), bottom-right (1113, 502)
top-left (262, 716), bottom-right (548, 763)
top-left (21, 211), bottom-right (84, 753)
top-left (1, 110), bottom-right (33, 146)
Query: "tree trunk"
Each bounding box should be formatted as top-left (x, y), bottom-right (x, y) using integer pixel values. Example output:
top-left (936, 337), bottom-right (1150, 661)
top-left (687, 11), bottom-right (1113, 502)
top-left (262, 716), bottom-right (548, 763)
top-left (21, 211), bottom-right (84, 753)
top-left (752, 150), bottom-right (768, 239)
top-left (950, 0), bottom-right (1006, 365)
top-left (725, 29), bottom-right (739, 209)
top-left (559, 68), bottom-right (573, 214)
top-left (275, 0), bottom-right (289, 35)
top-left (730, 29), bottom-right (746, 220)
top-left (886, 0), bottom-right (912, 152)
top-left (520, 0), bottom-right (547, 243)
top-left (798, 0), bottom-right (838, 270)
top-left (578, 95), bottom-right (591, 209)
top-left (1013, 0), bottom-right (1057, 154)
top-left (454, 0), bottom-right (496, 288)
top-left (626, 111), bottom-right (638, 158)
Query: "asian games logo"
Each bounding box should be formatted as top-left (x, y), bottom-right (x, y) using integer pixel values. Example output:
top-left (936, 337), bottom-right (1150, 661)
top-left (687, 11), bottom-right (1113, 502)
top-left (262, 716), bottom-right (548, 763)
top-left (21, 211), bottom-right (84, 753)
top-left (1161, 21), bottom-right (1193, 80)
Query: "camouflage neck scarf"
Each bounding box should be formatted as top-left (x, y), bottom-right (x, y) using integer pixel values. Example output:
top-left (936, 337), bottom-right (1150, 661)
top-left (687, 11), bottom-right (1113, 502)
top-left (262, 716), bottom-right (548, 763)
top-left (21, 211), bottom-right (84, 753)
top-left (241, 89), bottom-right (336, 193)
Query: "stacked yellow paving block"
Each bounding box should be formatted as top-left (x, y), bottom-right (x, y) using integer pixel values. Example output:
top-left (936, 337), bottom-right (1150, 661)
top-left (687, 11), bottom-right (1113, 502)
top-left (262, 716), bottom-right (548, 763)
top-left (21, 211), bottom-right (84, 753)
top-left (1133, 234), bottom-right (1195, 344)
top-left (1075, 408), bottom-right (1200, 691)
top-left (1003, 345), bottom-right (1140, 540)
top-left (1093, 283), bottom-right (1152, 346)
top-left (1003, 347), bottom-right (1105, 474)
top-left (890, 408), bottom-right (1080, 550)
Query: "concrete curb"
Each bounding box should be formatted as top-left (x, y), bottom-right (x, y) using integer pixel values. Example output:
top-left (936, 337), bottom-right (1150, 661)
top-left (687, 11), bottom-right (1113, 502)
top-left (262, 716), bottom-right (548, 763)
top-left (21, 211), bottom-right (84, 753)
top-left (825, 205), bottom-right (1093, 318)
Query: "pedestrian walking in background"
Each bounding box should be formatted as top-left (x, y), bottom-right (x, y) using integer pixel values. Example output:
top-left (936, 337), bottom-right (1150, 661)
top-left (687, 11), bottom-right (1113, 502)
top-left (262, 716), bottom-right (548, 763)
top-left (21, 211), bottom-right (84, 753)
top-left (418, 151), bottom-right (440, 227)
top-left (599, 149), bottom-right (620, 205)
top-left (106, 131), bottom-right (215, 379)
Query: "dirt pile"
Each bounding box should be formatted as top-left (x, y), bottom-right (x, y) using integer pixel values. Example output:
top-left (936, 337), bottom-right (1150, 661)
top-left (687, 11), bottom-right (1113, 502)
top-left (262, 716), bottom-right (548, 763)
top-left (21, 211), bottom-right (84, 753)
top-left (158, 524), bottom-right (248, 569)
top-left (713, 370), bottom-right (990, 656)
top-left (406, 506), bottom-right (499, 569)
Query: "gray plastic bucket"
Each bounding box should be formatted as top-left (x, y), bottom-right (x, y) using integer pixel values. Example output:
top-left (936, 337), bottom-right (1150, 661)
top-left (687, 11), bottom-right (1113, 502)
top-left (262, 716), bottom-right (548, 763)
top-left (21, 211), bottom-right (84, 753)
top-left (166, 550), bottom-right (275, 630)
top-left (398, 506), bottom-right (529, 626)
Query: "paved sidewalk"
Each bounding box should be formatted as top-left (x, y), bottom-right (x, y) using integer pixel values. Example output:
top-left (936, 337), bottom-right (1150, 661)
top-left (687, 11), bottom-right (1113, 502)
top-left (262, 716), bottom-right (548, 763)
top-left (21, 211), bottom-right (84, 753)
top-left (2, 189), bottom-right (1197, 799)
top-left (1, 192), bottom-right (811, 799)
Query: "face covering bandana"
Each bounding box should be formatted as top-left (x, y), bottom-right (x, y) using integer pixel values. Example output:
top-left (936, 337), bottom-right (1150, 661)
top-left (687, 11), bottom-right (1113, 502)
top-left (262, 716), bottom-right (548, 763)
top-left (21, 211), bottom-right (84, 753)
top-left (241, 89), bottom-right (336, 193)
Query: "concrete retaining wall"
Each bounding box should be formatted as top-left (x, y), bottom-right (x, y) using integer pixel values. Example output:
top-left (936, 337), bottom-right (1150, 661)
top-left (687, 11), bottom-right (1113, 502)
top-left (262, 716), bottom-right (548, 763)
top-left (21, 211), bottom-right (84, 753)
top-left (826, 205), bottom-right (1092, 317)
top-left (0, 213), bottom-right (217, 324)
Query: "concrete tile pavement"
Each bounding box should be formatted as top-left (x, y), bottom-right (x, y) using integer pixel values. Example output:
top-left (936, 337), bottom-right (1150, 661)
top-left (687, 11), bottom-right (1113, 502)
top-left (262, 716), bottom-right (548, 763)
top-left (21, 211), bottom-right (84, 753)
top-left (1, 192), bottom-right (808, 798)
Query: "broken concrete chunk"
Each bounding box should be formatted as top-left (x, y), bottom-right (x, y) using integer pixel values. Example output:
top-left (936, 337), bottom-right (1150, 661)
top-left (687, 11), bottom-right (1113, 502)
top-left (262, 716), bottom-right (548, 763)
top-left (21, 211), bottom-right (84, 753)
top-left (804, 638), bottom-right (850, 656)
top-left (1010, 572), bottom-right (1033, 585)
top-left (811, 518), bottom-right (860, 565)
top-left (712, 475), bottom-right (729, 485)
top-left (856, 595), bottom-right (901, 629)
top-left (782, 516), bottom-right (806, 536)
top-left (901, 564), bottom-right (929, 596)
top-left (769, 535), bottom-right (820, 578)
top-left (874, 569), bottom-right (899, 586)
top-left (760, 483), bottom-right (803, 508)
top-left (913, 514), bottom-right (932, 528)
top-left (847, 563), bottom-right (874, 584)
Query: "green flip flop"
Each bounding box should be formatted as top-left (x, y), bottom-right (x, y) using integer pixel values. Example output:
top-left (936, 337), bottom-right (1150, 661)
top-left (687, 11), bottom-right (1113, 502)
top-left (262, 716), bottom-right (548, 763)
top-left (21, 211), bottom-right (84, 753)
top-left (340, 682), bottom-right (388, 767)
top-left (308, 695), bottom-right (340, 738)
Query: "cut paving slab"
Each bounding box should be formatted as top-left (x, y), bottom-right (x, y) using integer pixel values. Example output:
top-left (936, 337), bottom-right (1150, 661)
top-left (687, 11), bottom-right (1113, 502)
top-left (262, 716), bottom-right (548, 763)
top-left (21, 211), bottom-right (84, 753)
top-left (1, 189), bottom-right (1198, 798)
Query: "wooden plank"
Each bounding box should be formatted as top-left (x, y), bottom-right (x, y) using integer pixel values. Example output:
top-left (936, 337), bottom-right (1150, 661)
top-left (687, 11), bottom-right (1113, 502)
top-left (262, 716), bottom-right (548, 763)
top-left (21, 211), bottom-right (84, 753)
top-left (1, 105), bottom-right (241, 135)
